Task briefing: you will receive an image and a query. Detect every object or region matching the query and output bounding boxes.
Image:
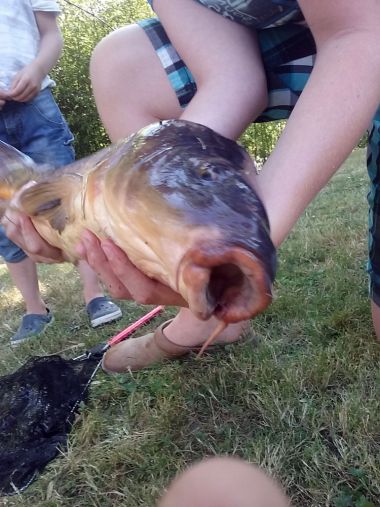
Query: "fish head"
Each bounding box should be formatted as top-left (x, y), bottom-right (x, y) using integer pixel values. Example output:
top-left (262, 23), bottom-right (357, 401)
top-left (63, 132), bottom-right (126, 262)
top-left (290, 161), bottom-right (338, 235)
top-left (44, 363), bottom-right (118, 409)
top-left (106, 120), bottom-right (276, 324)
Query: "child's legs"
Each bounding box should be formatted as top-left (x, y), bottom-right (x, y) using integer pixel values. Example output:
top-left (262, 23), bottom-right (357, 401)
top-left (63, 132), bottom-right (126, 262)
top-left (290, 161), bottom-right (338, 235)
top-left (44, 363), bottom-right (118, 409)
top-left (367, 106), bottom-right (380, 340)
top-left (0, 228), bottom-right (45, 316)
top-left (6, 257), bottom-right (47, 314)
top-left (1, 92), bottom-right (102, 307)
top-left (0, 225), bottom-right (45, 313)
top-left (0, 107), bottom-right (46, 314)
top-left (157, 457), bottom-right (290, 507)
top-left (152, 0), bottom-right (267, 139)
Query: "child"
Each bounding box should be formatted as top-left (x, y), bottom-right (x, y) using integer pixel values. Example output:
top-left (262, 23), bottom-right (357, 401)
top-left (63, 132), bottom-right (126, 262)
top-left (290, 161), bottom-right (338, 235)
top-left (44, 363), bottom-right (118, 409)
top-left (0, 0), bottom-right (122, 346)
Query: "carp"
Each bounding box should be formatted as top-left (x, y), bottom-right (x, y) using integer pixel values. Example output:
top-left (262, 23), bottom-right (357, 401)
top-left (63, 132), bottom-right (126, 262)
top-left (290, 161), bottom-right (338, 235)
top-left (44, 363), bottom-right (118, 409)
top-left (0, 120), bottom-right (276, 347)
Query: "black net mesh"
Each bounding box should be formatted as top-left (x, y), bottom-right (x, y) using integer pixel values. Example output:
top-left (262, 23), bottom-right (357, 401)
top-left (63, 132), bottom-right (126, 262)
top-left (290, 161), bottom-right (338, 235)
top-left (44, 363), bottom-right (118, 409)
top-left (0, 355), bottom-right (100, 496)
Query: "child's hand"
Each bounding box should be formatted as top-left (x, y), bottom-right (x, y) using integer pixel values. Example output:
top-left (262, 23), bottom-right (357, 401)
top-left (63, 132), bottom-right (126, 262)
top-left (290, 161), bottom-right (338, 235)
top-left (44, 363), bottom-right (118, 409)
top-left (7, 62), bottom-right (45, 102)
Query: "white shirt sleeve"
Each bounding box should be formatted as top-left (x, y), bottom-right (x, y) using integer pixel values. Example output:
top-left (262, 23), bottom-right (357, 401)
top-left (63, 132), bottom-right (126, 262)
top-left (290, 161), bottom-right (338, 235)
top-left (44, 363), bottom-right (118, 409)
top-left (31, 0), bottom-right (61, 13)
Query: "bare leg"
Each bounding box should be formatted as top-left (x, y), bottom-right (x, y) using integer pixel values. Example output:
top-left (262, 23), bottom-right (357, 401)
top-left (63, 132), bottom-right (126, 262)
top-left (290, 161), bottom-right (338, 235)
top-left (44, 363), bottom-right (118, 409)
top-left (90, 25), bottom-right (246, 348)
top-left (164, 308), bottom-right (246, 346)
top-left (158, 457), bottom-right (290, 507)
top-left (6, 258), bottom-right (47, 314)
top-left (77, 260), bottom-right (105, 305)
top-left (371, 301), bottom-right (380, 341)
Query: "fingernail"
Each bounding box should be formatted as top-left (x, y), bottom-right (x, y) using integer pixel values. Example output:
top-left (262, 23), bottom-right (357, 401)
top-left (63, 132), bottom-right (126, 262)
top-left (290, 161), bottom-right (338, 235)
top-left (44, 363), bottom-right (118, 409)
top-left (101, 242), bottom-right (113, 258)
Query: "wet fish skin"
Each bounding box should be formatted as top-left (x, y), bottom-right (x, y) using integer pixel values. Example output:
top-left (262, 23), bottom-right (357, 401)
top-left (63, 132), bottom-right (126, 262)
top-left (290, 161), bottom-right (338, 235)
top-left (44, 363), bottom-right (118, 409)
top-left (0, 120), bottom-right (276, 324)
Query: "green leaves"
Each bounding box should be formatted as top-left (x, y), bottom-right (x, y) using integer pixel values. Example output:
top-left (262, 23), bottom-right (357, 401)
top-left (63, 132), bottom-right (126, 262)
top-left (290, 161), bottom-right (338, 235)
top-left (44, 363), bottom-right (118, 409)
top-left (52, 0), bottom-right (152, 158)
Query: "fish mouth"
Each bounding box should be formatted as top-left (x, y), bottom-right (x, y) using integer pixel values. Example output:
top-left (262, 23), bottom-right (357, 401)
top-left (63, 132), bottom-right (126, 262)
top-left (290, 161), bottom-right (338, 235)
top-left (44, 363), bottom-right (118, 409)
top-left (178, 244), bottom-right (273, 323)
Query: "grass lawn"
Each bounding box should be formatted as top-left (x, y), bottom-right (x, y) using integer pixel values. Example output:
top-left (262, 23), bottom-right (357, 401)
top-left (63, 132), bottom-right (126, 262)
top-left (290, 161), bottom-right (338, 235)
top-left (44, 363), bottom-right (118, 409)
top-left (0, 148), bottom-right (379, 507)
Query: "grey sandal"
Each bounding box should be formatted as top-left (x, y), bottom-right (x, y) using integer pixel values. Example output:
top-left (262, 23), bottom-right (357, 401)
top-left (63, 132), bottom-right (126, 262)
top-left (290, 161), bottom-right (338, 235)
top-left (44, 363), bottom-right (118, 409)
top-left (10, 309), bottom-right (54, 347)
top-left (86, 297), bottom-right (122, 328)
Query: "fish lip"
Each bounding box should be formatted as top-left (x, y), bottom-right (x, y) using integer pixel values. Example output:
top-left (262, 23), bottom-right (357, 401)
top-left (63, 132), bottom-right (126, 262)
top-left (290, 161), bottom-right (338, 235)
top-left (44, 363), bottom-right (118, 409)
top-left (177, 244), bottom-right (273, 323)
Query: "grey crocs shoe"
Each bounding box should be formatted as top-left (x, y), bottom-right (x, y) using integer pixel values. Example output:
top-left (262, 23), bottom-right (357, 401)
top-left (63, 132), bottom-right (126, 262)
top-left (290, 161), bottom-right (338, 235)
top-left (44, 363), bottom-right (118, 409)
top-left (86, 297), bottom-right (122, 328)
top-left (10, 309), bottom-right (54, 347)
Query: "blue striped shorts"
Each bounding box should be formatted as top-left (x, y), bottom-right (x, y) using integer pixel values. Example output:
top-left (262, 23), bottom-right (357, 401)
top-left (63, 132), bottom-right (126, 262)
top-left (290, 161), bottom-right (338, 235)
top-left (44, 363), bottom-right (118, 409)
top-left (138, 16), bottom-right (380, 304)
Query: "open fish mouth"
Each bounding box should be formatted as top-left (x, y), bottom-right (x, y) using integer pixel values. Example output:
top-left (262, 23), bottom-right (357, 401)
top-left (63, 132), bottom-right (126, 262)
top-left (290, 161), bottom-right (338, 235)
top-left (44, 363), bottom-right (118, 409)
top-left (178, 243), bottom-right (272, 323)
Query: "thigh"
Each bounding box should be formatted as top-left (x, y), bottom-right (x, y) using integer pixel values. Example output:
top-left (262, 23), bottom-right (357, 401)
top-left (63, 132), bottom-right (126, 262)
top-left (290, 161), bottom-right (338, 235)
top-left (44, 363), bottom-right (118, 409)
top-left (90, 22), bottom-right (183, 141)
top-left (21, 89), bottom-right (75, 168)
top-left (139, 18), bottom-right (316, 122)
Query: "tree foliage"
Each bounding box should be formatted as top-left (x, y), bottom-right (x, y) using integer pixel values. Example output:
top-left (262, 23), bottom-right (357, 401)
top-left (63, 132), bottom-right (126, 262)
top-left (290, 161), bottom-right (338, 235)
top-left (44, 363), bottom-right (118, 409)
top-left (52, 0), bottom-right (152, 157)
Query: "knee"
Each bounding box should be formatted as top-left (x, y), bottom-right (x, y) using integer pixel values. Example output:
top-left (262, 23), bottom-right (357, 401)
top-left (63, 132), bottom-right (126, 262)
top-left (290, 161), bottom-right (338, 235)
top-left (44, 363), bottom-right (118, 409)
top-left (90, 24), bottom-right (141, 92)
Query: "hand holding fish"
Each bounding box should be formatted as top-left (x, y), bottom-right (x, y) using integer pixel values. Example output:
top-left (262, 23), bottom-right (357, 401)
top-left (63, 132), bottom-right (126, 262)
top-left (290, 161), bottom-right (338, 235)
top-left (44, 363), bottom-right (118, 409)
top-left (1, 183), bottom-right (65, 264)
top-left (77, 230), bottom-right (187, 305)
top-left (2, 202), bottom-right (186, 305)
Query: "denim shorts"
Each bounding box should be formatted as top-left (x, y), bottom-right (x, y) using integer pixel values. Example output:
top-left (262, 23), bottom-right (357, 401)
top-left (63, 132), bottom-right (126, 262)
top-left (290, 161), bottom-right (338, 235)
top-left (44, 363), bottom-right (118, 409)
top-left (138, 17), bottom-right (380, 303)
top-left (0, 87), bottom-right (75, 263)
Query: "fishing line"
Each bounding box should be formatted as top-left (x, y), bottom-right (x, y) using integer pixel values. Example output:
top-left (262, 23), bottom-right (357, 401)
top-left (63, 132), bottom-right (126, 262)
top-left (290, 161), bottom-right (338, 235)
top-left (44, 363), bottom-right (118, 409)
top-left (60, 0), bottom-right (115, 29)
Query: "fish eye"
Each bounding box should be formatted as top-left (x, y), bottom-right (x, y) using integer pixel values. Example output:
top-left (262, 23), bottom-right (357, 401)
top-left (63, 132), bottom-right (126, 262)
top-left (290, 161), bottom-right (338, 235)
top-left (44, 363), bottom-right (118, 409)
top-left (199, 165), bottom-right (213, 180)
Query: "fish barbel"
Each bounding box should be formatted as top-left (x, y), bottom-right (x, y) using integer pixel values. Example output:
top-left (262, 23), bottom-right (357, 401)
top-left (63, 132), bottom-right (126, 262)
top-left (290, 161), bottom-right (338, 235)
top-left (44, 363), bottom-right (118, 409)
top-left (0, 120), bottom-right (276, 330)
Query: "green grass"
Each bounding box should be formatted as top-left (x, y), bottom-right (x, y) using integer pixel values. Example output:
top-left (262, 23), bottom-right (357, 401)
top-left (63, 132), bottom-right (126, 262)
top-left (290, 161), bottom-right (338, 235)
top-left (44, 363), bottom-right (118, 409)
top-left (0, 149), bottom-right (379, 507)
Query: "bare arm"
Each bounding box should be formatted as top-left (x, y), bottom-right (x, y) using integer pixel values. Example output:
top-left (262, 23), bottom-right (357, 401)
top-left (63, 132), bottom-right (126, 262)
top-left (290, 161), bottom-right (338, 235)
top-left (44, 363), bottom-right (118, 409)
top-left (7, 11), bottom-right (63, 102)
top-left (33, 10), bottom-right (63, 76)
top-left (153, 0), bottom-right (268, 139)
top-left (255, 0), bottom-right (380, 247)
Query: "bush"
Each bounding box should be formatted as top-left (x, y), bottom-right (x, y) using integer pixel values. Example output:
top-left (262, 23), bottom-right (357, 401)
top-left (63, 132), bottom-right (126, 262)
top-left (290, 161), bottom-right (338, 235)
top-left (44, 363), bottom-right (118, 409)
top-left (239, 121), bottom-right (285, 166)
top-left (52, 0), bottom-right (152, 157)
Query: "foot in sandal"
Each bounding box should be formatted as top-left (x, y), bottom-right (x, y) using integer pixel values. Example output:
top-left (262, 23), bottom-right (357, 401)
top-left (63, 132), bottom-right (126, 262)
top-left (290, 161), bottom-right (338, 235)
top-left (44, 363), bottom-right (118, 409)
top-left (102, 307), bottom-right (247, 373)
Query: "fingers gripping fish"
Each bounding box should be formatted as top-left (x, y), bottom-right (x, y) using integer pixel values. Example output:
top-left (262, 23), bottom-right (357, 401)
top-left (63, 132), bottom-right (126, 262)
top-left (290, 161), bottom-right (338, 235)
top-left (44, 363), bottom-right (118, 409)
top-left (0, 120), bottom-right (276, 352)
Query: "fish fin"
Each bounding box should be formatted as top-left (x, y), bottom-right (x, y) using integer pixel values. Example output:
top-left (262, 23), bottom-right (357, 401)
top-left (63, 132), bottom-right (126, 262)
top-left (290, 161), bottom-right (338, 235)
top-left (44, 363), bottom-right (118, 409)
top-left (19, 175), bottom-right (80, 233)
top-left (0, 140), bottom-right (39, 214)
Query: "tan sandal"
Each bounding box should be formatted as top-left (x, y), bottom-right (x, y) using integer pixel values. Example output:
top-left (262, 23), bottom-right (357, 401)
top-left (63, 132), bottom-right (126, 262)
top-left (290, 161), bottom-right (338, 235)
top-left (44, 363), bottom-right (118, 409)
top-left (102, 319), bottom-right (203, 373)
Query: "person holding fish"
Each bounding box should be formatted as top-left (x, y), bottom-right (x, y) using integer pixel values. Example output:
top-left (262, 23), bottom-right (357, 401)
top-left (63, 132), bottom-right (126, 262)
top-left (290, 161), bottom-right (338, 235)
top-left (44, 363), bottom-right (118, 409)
top-left (2, 1), bottom-right (380, 367)
top-left (0, 0), bottom-right (122, 346)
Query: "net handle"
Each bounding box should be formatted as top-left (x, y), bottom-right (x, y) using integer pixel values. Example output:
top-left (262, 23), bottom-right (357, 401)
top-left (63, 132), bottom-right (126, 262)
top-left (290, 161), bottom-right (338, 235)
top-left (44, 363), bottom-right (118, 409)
top-left (107, 305), bottom-right (164, 347)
